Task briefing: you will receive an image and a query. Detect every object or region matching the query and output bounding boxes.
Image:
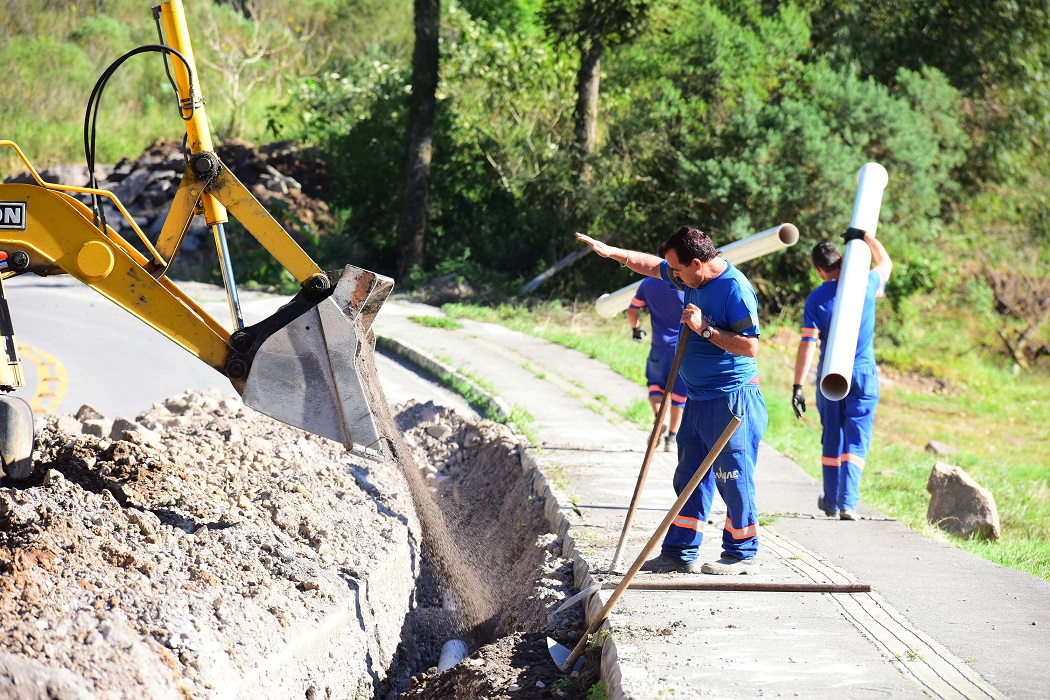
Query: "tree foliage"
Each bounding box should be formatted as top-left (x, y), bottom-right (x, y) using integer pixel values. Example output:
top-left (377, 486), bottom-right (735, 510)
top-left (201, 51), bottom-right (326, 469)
top-left (540, 0), bottom-right (650, 51)
top-left (8, 0), bottom-right (1050, 353)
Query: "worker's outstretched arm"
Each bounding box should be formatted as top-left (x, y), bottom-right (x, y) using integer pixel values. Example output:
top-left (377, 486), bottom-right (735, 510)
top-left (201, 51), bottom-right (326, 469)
top-left (576, 232), bottom-right (664, 278)
top-left (866, 232), bottom-right (892, 281)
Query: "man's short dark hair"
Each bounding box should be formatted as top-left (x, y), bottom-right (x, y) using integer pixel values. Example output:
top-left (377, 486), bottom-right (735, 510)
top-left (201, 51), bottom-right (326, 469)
top-left (658, 226), bottom-right (718, 264)
top-left (812, 241), bottom-right (842, 272)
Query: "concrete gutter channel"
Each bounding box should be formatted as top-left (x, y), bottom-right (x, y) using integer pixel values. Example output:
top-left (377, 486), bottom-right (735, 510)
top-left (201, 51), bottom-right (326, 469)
top-left (371, 298), bottom-right (1050, 700)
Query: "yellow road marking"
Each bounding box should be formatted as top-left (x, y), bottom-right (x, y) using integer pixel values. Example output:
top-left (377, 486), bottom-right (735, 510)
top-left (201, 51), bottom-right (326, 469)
top-left (17, 344), bottom-right (67, 415)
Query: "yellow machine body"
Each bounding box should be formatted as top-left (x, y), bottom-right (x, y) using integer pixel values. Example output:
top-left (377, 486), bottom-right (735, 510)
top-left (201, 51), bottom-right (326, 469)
top-left (0, 0), bottom-right (393, 455)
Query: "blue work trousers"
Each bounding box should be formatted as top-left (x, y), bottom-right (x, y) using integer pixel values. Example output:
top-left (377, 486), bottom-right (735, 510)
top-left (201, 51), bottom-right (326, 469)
top-left (815, 365), bottom-right (879, 512)
top-left (662, 384), bottom-right (768, 562)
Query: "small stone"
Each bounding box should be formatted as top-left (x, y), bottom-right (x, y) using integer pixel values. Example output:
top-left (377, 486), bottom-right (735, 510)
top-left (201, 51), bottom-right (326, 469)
top-left (925, 440), bottom-right (958, 456)
top-left (426, 424), bottom-right (453, 440)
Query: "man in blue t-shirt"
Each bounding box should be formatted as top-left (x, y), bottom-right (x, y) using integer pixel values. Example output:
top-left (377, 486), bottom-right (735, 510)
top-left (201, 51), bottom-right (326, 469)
top-left (792, 230), bottom-right (892, 521)
top-left (577, 226), bottom-right (768, 575)
top-left (628, 277), bottom-right (687, 452)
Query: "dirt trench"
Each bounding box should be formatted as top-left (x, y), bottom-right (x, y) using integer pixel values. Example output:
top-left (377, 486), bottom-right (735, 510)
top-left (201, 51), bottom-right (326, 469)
top-left (0, 388), bottom-right (598, 699)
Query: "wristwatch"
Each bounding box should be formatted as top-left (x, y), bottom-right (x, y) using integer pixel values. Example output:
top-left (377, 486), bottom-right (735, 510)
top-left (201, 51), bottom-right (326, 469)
top-left (701, 324), bottom-right (714, 340)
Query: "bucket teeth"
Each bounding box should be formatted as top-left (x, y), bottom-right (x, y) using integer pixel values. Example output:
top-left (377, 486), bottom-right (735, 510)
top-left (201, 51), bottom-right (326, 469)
top-left (331, 265), bottom-right (393, 335)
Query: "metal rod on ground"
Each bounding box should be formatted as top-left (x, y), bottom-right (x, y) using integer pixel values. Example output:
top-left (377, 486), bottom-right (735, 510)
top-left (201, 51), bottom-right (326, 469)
top-left (600, 581), bottom-right (871, 593)
top-left (553, 415), bottom-right (741, 673)
top-left (608, 328), bottom-right (690, 574)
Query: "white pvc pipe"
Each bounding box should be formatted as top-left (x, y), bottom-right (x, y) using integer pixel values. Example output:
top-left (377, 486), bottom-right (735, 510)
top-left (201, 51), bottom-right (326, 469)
top-left (819, 163), bottom-right (889, 401)
top-left (719, 222), bottom-right (800, 265)
top-left (437, 639), bottom-right (469, 672)
top-left (594, 223), bottom-right (799, 318)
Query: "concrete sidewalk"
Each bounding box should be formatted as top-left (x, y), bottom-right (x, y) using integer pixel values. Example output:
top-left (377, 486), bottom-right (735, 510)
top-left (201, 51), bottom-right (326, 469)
top-left (374, 298), bottom-right (1050, 700)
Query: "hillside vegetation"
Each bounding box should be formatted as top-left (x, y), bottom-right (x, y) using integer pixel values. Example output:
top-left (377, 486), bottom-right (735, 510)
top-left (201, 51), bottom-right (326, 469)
top-left (2, 1), bottom-right (1048, 569)
top-left (0, 0), bottom-right (412, 175)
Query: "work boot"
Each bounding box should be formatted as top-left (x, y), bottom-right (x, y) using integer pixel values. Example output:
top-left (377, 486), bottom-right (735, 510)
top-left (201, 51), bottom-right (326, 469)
top-left (641, 554), bottom-right (702, 574)
top-left (817, 495), bottom-right (838, 518)
top-left (663, 432), bottom-right (677, 453)
top-left (700, 556), bottom-right (757, 575)
top-left (839, 509), bottom-right (858, 521)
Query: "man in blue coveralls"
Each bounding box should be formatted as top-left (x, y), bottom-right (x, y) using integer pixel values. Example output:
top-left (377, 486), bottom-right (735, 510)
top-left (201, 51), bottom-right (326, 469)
top-left (627, 277), bottom-right (687, 452)
top-left (791, 229), bottom-right (893, 521)
top-left (577, 226), bottom-right (768, 575)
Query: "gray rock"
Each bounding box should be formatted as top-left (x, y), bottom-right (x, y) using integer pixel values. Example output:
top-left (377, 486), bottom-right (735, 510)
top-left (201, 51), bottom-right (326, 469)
top-left (55, 414), bottom-right (83, 436)
top-left (925, 440), bottom-right (958, 456)
top-left (926, 462), bottom-right (1001, 541)
top-left (109, 417), bottom-right (163, 450)
top-left (81, 419), bottom-right (112, 438)
top-left (0, 650), bottom-right (96, 699)
top-left (426, 424), bottom-right (453, 440)
top-left (109, 417), bottom-right (141, 441)
top-left (75, 405), bottom-right (105, 422)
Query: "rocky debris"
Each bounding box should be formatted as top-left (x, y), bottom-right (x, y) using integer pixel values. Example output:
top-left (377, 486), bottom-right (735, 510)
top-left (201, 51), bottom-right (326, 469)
top-left (927, 462), bottom-right (1001, 541)
top-left (400, 632), bottom-right (602, 700)
top-left (1, 390), bottom-right (593, 699)
top-left (0, 388), bottom-right (419, 699)
top-left (3, 138), bottom-right (333, 255)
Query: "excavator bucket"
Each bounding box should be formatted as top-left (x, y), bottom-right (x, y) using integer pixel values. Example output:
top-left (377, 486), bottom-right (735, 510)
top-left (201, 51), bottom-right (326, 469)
top-left (240, 265), bottom-right (393, 451)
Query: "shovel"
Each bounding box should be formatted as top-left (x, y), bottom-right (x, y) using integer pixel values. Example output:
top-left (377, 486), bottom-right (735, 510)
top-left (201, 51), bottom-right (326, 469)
top-left (548, 414), bottom-right (741, 673)
top-left (608, 327), bottom-right (689, 574)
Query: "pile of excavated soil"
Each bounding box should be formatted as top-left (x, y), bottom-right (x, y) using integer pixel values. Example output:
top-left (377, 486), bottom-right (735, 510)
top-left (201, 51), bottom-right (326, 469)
top-left (0, 389), bottom-right (420, 699)
top-left (0, 387), bottom-right (593, 699)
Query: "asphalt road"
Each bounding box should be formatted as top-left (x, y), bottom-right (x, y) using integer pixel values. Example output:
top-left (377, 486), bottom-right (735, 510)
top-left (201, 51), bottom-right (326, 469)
top-left (4, 274), bottom-right (475, 422)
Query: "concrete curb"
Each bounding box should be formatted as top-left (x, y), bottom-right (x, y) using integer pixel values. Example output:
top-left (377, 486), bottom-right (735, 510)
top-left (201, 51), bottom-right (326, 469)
top-left (376, 333), bottom-right (631, 699)
top-left (375, 336), bottom-right (513, 422)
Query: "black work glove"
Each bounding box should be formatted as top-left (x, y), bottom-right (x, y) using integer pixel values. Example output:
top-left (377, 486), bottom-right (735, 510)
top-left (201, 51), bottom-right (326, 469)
top-left (791, 384), bottom-right (806, 419)
top-left (843, 227), bottom-right (866, 244)
top-left (632, 327), bottom-right (647, 342)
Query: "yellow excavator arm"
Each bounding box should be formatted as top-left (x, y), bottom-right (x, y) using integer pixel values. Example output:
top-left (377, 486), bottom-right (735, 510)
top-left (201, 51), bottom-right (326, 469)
top-left (0, 0), bottom-right (392, 476)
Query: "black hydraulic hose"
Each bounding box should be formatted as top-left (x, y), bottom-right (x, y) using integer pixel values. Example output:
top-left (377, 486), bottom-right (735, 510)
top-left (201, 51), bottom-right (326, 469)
top-left (82, 44), bottom-right (195, 230)
top-left (153, 8), bottom-right (184, 111)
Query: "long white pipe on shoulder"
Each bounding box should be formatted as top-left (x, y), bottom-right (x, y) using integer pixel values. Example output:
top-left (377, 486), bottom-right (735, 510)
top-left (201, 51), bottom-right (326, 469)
top-left (819, 163), bottom-right (889, 401)
top-left (594, 223), bottom-right (800, 319)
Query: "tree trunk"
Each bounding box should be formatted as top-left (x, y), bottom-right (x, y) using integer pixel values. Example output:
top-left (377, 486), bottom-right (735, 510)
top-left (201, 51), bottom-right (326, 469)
top-left (573, 39), bottom-right (603, 186)
top-left (397, 0), bottom-right (441, 280)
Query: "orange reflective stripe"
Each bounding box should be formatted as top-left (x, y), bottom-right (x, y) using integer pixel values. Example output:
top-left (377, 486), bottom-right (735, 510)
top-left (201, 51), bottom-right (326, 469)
top-left (724, 517), bottom-right (757, 539)
top-left (648, 384), bottom-right (663, 393)
top-left (672, 515), bottom-right (702, 531)
top-left (821, 456), bottom-right (841, 467)
top-left (801, 327), bottom-right (820, 338)
top-left (841, 453), bottom-right (866, 469)
top-left (630, 297), bottom-right (645, 308)
top-left (670, 392), bottom-right (687, 403)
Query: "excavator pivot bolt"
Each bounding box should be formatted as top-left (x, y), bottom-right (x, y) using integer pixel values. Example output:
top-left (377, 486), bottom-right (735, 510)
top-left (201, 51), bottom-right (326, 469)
top-left (230, 330), bottom-right (254, 353)
top-left (191, 152), bottom-right (219, 178)
top-left (224, 356), bottom-right (249, 381)
top-left (306, 274), bottom-right (331, 298)
top-left (10, 252), bottom-right (28, 271)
